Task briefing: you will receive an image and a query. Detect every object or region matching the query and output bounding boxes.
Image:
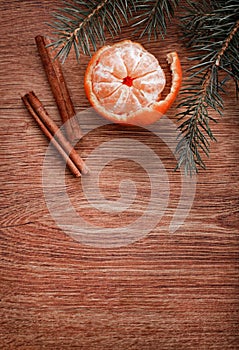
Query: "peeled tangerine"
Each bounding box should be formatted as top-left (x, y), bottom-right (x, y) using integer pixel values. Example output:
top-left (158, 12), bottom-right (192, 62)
top-left (84, 40), bottom-right (182, 126)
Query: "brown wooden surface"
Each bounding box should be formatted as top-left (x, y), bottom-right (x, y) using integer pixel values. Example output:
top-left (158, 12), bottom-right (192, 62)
top-left (0, 1), bottom-right (239, 349)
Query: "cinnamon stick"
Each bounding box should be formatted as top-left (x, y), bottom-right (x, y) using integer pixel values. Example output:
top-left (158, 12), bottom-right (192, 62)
top-left (22, 91), bottom-right (89, 176)
top-left (35, 35), bottom-right (82, 144)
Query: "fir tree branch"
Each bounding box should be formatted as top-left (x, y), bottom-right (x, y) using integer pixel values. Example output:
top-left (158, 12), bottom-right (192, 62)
top-left (176, 0), bottom-right (239, 174)
top-left (132, 0), bottom-right (180, 39)
top-left (49, 0), bottom-right (134, 63)
top-left (215, 19), bottom-right (239, 66)
top-left (49, 0), bottom-right (179, 62)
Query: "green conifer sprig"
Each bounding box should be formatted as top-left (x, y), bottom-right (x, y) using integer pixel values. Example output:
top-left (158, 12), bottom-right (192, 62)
top-left (132, 0), bottom-right (179, 39)
top-left (49, 0), bottom-right (179, 62)
top-left (48, 0), bottom-right (133, 62)
top-left (176, 0), bottom-right (239, 174)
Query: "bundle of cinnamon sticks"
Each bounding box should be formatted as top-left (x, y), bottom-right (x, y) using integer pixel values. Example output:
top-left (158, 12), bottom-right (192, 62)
top-left (22, 35), bottom-right (89, 177)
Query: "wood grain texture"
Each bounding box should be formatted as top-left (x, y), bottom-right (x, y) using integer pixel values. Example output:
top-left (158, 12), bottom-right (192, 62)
top-left (0, 1), bottom-right (239, 349)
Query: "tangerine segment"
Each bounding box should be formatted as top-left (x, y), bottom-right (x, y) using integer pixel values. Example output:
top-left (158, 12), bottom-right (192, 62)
top-left (85, 40), bottom-right (182, 126)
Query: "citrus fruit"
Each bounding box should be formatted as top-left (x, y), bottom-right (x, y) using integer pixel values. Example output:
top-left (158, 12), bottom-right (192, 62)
top-left (85, 40), bottom-right (182, 126)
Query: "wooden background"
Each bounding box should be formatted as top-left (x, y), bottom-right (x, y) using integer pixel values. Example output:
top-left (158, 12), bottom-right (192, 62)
top-left (1, 1), bottom-right (239, 349)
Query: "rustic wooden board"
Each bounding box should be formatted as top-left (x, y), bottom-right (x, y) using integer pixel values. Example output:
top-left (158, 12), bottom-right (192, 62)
top-left (0, 1), bottom-right (239, 349)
